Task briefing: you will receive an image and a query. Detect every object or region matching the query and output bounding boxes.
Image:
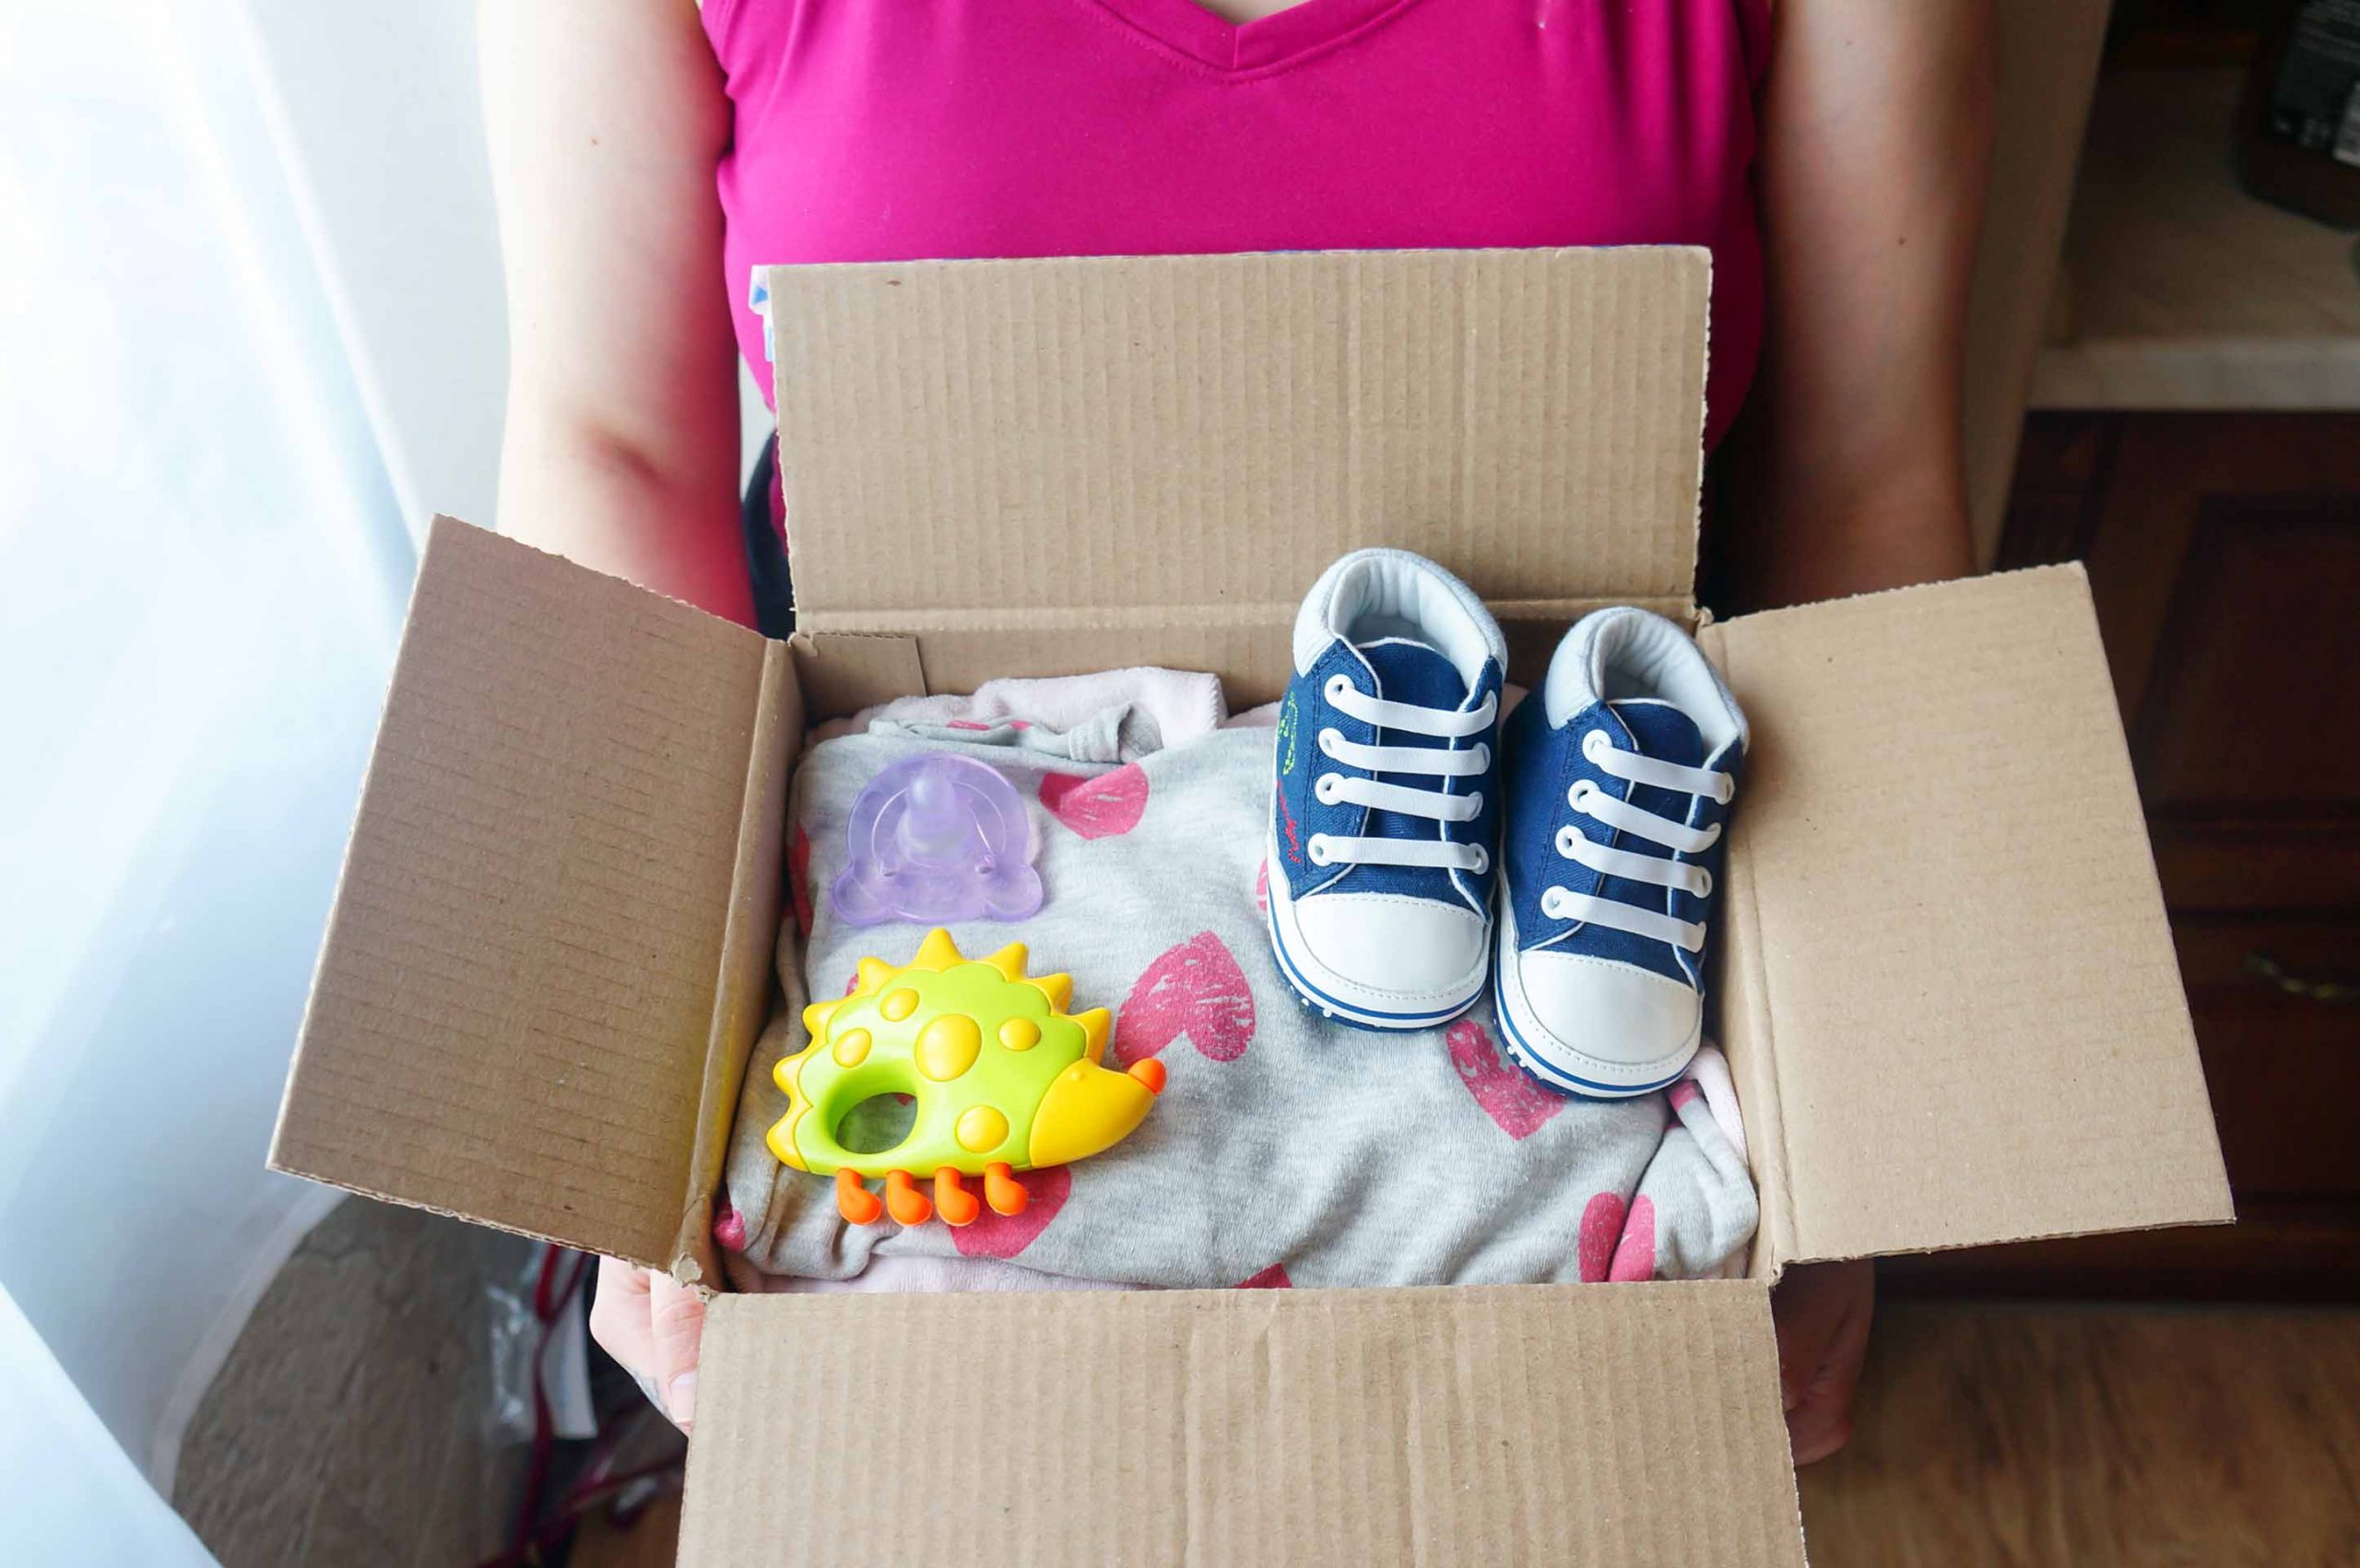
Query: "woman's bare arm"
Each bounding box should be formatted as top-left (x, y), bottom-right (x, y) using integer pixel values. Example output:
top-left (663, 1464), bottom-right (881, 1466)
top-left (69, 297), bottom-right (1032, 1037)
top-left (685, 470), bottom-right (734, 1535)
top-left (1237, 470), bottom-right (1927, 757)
top-left (1733, 0), bottom-right (1993, 1464)
top-left (480, 0), bottom-right (752, 624)
top-left (1724, 0), bottom-right (1995, 609)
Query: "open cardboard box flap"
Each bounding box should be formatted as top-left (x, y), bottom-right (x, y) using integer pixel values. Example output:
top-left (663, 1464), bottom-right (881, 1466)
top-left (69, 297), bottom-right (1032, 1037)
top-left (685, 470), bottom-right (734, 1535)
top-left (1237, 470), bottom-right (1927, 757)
top-left (272, 249), bottom-right (2228, 1565)
top-left (768, 248), bottom-right (1711, 707)
top-left (268, 519), bottom-right (798, 1273)
top-left (1707, 573), bottom-right (2232, 1270)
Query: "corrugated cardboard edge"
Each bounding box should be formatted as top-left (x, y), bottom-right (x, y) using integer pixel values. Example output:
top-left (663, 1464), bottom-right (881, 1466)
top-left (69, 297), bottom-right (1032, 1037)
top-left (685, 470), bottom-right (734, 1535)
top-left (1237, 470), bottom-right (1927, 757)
top-left (792, 598), bottom-right (1690, 714)
top-left (680, 1282), bottom-right (1806, 1568)
top-left (786, 630), bottom-right (926, 718)
top-left (769, 248), bottom-right (1712, 625)
top-left (1699, 724), bottom-right (1800, 1281)
top-left (1709, 564), bottom-right (2233, 1267)
top-left (268, 516), bottom-right (773, 1271)
top-left (669, 640), bottom-right (800, 1286)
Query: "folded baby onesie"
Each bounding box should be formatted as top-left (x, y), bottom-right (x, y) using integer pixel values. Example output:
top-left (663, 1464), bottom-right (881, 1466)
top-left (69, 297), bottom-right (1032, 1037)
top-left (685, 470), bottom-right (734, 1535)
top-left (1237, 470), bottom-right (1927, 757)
top-left (726, 708), bottom-right (1758, 1289)
top-left (812, 666), bottom-right (1231, 757)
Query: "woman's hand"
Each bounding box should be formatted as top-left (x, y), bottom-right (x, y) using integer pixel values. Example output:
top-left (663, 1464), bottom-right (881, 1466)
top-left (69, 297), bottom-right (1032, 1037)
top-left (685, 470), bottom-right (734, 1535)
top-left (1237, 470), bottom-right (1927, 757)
top-left (587, 1257), bottom-right (707, 1433)
top-left (1771, 1258), bottom-right (1875, 1465)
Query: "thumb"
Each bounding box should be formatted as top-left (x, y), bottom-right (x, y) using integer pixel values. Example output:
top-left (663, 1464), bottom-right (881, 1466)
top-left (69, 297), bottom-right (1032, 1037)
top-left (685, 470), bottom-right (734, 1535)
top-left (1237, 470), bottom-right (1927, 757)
top-left (645, 1273), bottom-right (708, 1433)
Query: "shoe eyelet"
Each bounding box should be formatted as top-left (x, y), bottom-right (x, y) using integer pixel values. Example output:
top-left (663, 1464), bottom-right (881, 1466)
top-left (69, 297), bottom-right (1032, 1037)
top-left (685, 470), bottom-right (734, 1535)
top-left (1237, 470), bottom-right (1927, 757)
top-left (1470, 742), bottom-right (1491, 770)
top-left (1568, 779), bottom-right (1599, 812)
top-left (1540, 890), bottom-right (1564, 919)
top-left (1318, 727), bottom-right (1342, 757)
top-left (1314, 773), bottom-right (1342, 805)
top-left (1582, 730), bottom-right (1612, 762)
top-left (1306, 834), bottom-right (1332, 866)
top-left (1554, 825), bottom-right (1579, 858)
top-left (1466, 791), bottom-right (1484, 815)
top-left (1694, 868), bottom-right (1714, 898)
top-left (1469, 845), bottom-right (1490, 876)
top-left (1715, 777), bottom-right (1735, 806)
top-left (1699, 821), bottom-right (1723, 849)
top-left (1325, 675), bottom-right (1353, 702)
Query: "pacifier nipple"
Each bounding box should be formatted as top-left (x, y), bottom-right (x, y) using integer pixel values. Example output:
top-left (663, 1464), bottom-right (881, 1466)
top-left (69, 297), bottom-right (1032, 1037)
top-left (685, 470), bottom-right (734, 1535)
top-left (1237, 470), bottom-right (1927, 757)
top-left (899, 771), bottom-right (973, 865)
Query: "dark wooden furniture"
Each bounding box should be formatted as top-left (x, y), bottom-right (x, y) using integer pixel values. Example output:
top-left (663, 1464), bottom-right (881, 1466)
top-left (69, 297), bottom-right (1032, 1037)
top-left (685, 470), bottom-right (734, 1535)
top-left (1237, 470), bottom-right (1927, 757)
top-left (1883, 411), bottom-right (2360, 1300)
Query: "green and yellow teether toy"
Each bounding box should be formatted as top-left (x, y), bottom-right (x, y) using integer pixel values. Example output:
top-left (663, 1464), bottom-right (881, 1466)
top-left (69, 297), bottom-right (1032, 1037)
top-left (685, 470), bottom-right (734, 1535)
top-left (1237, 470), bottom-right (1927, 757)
top-left (768, 928), bottom-right (1165, 1227)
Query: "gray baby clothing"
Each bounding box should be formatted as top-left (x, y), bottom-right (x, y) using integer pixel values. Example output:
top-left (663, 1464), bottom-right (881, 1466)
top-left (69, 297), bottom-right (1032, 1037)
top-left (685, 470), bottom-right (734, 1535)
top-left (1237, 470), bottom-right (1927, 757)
top-left (725, 703), bottom-right (1757, 1289)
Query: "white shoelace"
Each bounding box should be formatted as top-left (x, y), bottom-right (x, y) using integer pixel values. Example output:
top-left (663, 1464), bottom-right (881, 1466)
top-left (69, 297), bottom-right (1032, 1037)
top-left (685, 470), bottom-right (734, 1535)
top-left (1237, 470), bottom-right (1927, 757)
top-left (1304, 673), bottom-right (1495, 874)
top-left (1540, 729), bottom-right (1732, 951)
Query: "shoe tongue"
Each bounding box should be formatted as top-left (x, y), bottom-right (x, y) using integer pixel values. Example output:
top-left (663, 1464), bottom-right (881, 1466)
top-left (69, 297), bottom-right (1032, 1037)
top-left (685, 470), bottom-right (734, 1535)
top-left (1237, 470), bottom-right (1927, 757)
top-left (1353, 637), bottom-right (1469, 853)
top-left (1607, 698), bottom-right (1705, 770)
top-left (1360, 636), bottom-right (1467, 712)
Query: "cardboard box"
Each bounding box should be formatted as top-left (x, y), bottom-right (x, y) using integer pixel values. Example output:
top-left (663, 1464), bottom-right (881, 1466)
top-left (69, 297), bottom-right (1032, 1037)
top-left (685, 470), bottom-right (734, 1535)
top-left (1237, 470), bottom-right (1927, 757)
top-left (269, 249), bottom-right (2231, 1566)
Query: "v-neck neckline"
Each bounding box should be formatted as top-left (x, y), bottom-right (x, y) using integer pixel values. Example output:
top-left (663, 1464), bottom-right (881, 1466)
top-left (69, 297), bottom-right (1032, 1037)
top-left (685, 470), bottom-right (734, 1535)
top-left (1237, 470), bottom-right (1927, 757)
top-left (1083, 0), bottom-right (1429, 77)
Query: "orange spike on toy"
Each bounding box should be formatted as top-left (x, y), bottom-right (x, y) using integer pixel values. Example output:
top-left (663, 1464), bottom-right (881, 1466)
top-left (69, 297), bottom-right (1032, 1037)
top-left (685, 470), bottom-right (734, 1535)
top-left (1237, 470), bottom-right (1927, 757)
top-left (835, 1168), bottom-right (883, 1226)
top-left (884, 1169), bottom-right (933, 1227)
top-left (934, 1168), bottom-right (981, 1227)
top-left (1128, 1058), bottom-right (1167, 1094)
top-left (983, 1161), bottom-right (1029, 1218)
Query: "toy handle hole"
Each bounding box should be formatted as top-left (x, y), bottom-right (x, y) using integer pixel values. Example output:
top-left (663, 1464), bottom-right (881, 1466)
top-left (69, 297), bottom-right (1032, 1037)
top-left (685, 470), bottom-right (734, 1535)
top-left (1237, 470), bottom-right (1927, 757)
top-left (833, 1092), bottom-right (918, 1155)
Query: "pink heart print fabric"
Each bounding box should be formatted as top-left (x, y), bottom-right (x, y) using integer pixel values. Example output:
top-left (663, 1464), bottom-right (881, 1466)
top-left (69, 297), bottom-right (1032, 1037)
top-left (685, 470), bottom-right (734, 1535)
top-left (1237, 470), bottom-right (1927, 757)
top-left (726, 699), bottom-right (1756, 1289)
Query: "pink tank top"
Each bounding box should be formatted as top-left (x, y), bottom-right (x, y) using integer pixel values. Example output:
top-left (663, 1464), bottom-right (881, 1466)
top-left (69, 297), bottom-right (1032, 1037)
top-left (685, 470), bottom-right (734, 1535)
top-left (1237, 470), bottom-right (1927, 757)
top-left (702, 0), bottom-right (1768, 449)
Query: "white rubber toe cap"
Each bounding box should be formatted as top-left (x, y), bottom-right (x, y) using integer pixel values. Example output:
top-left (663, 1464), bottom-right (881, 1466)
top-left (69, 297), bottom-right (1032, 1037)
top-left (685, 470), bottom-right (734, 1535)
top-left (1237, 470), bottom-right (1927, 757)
top-left (1294, 891), bottom-right (1488, 999)
top-left (1267, 878), bottom-right (1492, 1028)
top-left (1499, 944), bottom-right (1702, 1091)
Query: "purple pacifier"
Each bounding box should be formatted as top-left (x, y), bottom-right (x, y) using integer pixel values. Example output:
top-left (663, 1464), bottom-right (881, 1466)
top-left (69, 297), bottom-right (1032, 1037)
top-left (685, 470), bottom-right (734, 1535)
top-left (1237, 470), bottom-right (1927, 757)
top-left (830, 752), bottom-right (1044, 927)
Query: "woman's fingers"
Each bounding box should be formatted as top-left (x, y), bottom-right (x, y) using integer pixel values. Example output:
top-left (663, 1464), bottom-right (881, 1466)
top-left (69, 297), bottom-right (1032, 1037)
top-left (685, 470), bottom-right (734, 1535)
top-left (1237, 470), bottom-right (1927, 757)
top-left (645, 1271), bottom-right (708, 1432)
top-left (587, 1256), bottom-right (655, 1378)
top-left (1772, 1258), bottom-right (1875, 1466)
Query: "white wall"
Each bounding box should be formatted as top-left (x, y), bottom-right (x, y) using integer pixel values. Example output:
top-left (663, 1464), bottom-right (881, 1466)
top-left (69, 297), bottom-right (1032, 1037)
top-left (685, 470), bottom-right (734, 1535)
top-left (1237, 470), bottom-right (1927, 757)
top-left (238, 0), bottom-right (510, 537)
top-left (234, 0), bottom-right (776, 536)
top-left (0, 0), bottom-right (411, 1527)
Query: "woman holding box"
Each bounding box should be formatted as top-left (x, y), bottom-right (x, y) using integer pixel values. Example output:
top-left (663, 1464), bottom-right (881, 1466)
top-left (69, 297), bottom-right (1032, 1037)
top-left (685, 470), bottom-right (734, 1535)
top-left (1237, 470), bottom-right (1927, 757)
top-left (483, 0), bottom-right (1988, 1461)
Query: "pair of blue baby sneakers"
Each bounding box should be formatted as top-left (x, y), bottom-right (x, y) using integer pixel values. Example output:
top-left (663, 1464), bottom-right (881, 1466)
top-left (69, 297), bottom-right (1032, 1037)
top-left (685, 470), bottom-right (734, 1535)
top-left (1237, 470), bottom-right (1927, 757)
top-left (1266, 548), bottom-right (1747, 1099)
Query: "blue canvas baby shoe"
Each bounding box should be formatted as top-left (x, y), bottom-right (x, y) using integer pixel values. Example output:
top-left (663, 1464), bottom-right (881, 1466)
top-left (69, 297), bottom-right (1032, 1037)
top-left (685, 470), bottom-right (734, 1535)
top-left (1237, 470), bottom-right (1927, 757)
top-left (1494, 607), bottom-right (1746, 1095)
top-left (1267, 548), bottom-right (1505, 1031)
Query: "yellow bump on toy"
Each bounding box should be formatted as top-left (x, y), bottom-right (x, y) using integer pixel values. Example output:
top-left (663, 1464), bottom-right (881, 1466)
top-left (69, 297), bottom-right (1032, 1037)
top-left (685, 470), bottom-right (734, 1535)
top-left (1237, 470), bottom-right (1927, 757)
top-left (957, 1104), bottom-right (1010, 1152)
top-left (773, 929), bottom-right (1164, 1227)
top-left (916, 1014), bottom-right (982, 1081)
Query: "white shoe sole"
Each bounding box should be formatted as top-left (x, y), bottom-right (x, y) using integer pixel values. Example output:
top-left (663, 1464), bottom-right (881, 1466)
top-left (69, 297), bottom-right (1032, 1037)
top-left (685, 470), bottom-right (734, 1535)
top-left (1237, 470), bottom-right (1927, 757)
top-left (1265, 828), bottom-right (1488, 1032)
top-left (1492, 881), bottom-right (1701, 1098)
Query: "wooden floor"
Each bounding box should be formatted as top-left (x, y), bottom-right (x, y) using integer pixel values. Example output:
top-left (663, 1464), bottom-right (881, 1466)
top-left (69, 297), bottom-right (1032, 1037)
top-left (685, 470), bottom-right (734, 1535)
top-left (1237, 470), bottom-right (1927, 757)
top-left (173, 1201), bottom-right (536, 1567)
top-left (177, 1208), bottom-right (2360, 1566)
top-left (1800, 1302), bottom-right (2360, 1568)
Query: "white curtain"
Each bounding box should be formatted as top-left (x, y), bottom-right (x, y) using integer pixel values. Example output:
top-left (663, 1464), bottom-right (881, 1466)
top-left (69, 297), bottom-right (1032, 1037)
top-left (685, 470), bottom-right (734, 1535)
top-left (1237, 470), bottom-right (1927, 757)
top-left (0, 0), bottom-right (442, 1557)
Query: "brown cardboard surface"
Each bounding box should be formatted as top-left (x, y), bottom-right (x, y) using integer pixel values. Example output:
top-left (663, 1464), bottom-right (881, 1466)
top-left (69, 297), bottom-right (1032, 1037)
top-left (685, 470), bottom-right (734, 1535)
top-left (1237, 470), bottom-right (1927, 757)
top-left (768, 249), bottom-right (1709, 640)
top-left (1706, 567), bottom-right (2234, 1267)
top-left (679, 1283), bottom-right (1803, 1568)
top-left (270, 518), bottom-right (774, 1269)
top-left (1709, 844), bottom-right (1795, 1280)
top-left (269, 251), bottom-right (2235, 1563)
top-left (669, 641), bottom-right (798, 1281)
top-left (785, 631), bottom-right (926, 719)
top-left (799, 600), bottom-right (1681, 716)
